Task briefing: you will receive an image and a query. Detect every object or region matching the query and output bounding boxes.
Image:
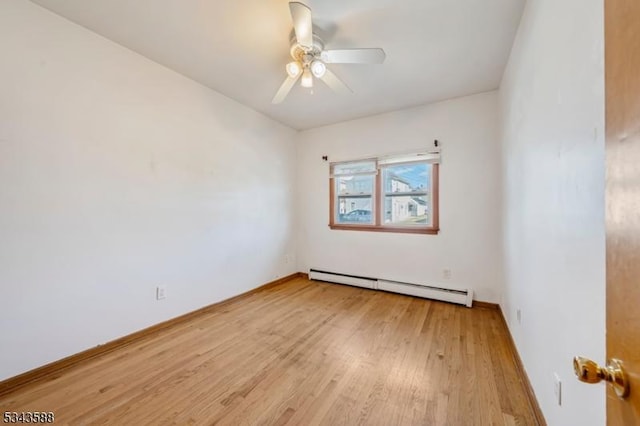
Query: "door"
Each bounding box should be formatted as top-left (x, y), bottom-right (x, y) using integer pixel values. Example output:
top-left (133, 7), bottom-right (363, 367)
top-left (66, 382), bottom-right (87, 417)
top-left (605, 0), bottom-right (640, 423)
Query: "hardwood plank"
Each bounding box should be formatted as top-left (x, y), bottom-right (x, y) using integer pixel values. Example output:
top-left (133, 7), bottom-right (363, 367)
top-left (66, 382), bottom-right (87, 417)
top-left (473, 300), bottom-right (500, 310)
top-left (0, 278), bottom-right (541, 425)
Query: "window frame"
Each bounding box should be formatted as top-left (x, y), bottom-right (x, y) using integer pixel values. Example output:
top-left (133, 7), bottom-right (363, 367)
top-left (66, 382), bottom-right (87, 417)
top-left (329, 157), bottom-right (439, 235)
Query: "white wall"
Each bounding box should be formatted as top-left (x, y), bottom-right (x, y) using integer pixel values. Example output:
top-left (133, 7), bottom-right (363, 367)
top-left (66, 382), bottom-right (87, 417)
top-left (499, 0), bottom-right (605, 424)
top-left (296, 91), bottom-right (503, 303)
top-left (0, 0), bottom-right (297, 381)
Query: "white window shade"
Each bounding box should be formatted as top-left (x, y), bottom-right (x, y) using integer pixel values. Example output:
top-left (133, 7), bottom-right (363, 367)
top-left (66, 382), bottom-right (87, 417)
top-left (378, 149), bottom-right (440, 165)
top-left (331, 160), bottom-right (377, 177)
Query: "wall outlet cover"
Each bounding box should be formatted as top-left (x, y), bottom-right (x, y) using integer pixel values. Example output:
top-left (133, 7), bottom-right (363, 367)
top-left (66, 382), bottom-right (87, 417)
top-left (553, 372), bottom-right (562, 406)
top-left (156, 286), bottom-right (167, 300)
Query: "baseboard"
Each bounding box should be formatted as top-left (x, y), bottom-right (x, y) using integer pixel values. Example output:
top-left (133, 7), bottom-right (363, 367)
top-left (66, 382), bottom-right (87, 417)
top-left (497, 306), bottom-right (547, 426)
top-left (0, 272), bottom-right (304, 398)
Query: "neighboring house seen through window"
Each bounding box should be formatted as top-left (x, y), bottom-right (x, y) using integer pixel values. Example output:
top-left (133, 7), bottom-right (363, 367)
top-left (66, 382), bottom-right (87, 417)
top-left (329, 152), bottom-right (440, 234)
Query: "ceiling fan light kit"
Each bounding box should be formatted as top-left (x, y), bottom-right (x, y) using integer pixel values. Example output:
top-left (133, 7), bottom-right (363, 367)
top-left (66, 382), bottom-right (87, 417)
top-left (310, 60), bottom-right (326, 78)
top-left (301, 68), bottom-right (314, 88)
top-left (272, 1), bottom-right (386, 104)
top-left (286, 61), bottom-right (302, 78)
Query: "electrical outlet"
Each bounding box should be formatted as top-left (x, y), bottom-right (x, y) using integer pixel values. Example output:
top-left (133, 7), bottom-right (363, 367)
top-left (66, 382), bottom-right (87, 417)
top-left (284, 254), bottom-right (292, 264)
top-left (443, 269), bottom-right (452, 280)
top-left (517, 309), bottom-right (522, 324)
top-left (156, 285), bottom-right (167, 300)
top-left (553, 373), bottom-right (562, 406)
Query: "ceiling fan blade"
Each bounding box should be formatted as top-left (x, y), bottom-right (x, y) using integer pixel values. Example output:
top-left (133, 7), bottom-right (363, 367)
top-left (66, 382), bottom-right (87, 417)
top-left (289, 2), bottom-right (313, 48)
top-left (321, 48), bottom-right (386, 64)
top-left (272, 74), bottom-right (300, 104)
top-left (319, 69), bottom-right (352, 95)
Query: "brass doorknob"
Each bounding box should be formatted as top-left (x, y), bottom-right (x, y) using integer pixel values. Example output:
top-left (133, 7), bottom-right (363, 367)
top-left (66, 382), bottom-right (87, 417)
top-left (573, 356), bottom-right (630, 398)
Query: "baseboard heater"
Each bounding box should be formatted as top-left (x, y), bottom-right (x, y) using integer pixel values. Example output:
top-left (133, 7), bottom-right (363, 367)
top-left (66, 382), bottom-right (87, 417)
top-left (308, 269), bottom-right (473, 308)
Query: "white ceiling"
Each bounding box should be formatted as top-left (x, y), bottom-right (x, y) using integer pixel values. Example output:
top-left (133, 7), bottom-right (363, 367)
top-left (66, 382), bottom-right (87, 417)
top-left (30, 0), bottom-right (525, 130)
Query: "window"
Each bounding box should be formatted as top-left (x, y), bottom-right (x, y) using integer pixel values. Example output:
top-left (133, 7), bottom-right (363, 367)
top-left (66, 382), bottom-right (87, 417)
top-left (329, 152), bottom-right (440, 234)
top-left (332, 161), bottom-right (376, 225)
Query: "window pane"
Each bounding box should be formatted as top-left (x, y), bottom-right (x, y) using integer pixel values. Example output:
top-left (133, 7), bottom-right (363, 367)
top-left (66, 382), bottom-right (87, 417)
top-left (336, 175), bottom-right (374, 195)
top-left (383, 163), bottom-right (430, 193)
top-left (337, 197), bottom-right (373, 224)
top-left (384, 195), bottom-right (430, 225)
top-left (332, 161), bottom-right (376, 176)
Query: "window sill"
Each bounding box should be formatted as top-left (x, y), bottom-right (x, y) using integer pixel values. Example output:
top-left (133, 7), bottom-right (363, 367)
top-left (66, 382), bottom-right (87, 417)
top-left (328, 224), bottom-right (439, 235)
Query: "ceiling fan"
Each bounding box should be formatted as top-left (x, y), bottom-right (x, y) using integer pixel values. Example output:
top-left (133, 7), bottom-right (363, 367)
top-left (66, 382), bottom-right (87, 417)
top-left (272, 1), bottom-right (386, 104)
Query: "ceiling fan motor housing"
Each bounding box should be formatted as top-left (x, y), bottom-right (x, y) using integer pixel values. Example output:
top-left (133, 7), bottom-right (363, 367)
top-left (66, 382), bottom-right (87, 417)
top-left (290, 33), bottom-right (325, 63)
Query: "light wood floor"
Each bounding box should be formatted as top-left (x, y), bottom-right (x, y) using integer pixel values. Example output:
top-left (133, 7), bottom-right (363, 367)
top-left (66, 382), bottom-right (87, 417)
top-left (0, 278), bottom-right (539, 425)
